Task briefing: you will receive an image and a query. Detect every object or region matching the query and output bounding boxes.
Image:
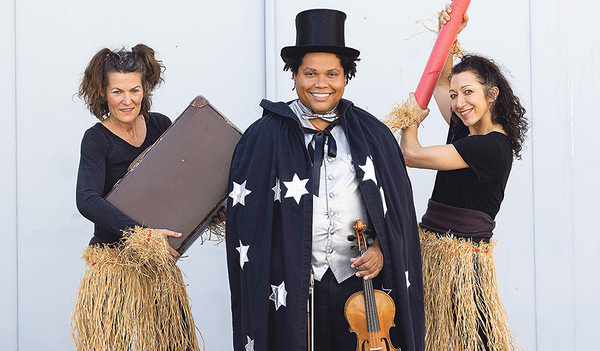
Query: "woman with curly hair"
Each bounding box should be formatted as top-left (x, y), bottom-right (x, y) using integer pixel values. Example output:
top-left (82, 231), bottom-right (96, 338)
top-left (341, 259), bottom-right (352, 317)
top-left (399, 4), bottom-right (527, 351)
top-left (72, 44), bottom-right (200, 351)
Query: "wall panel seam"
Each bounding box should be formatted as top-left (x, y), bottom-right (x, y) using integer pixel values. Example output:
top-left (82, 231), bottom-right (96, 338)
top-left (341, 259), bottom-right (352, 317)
top-left (527, 0), bottom-right (538, 350)
top-left (263, 0), bottom-right (278, 101)
top-left (263, 0), bottom-right (267, 98)
top-left (13, 0), bottom-right (19, 349)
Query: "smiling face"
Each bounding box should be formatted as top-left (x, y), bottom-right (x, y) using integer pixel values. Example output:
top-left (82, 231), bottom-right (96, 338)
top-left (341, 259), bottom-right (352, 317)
top-left (293, 52), bottom-right (346, 114)
top-left (449, 71), bottom-right (497, 130)
top-left (104, 72), bottom-right (144, 124)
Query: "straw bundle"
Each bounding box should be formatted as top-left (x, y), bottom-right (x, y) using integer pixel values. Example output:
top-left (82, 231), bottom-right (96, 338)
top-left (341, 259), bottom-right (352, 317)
top-left (419, 228), bottom-right (522, 351)
top-left (200, 220), bottom-right (226, 245)
top-left (382, 102), bottom-right (423, 133)
top-left (71, 227), bottom-right (201, 351)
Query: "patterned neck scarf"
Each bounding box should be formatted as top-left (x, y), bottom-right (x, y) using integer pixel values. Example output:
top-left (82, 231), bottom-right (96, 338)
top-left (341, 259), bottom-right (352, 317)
top-left (297, 99), bottom-right (339, 122)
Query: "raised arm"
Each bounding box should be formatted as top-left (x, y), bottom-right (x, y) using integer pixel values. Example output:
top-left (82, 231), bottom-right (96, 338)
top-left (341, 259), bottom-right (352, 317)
top-left (433, 4), bottom-right (470, 124)
top-left (400, 93), bottom-right (468, 171)
top-left (433, 53), bottom-right (455, 124)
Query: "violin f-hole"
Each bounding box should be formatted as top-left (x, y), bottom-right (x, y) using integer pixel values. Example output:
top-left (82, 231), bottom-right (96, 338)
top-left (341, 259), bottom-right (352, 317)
top-left (345, 219), bottom-right (402, 351)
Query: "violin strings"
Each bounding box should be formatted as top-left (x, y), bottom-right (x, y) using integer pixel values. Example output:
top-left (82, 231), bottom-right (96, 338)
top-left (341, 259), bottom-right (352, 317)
top-left (364, 279), bottom-right (384, 349)
top-left (359, 228), bottom-right (383, 350)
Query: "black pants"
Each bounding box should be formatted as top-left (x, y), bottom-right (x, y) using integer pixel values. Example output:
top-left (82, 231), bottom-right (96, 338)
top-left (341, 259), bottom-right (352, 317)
top-left (313, 269), bottom-right (380, 351)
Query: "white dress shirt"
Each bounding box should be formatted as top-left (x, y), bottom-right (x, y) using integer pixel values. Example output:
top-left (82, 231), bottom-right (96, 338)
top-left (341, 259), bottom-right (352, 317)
top-left (290, 100), bottom-right (369, 283)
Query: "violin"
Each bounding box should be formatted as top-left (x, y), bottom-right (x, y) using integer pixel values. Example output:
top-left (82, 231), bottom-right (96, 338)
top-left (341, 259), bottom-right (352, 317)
top-left (344, 220), bottom-right (401, 351)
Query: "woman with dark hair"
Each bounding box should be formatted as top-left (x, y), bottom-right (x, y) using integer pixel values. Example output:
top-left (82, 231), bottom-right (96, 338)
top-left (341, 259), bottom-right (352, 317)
top-left (226, 9), bottom-right (424, 351)
top-left (72, 44), bottom-right (200, 351)
top-left (399, 5), bottom-right (526, 351)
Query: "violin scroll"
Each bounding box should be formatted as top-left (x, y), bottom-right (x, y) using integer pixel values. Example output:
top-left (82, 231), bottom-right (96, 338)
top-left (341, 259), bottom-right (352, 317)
top-left (347, 222), bottom-right (374, 250)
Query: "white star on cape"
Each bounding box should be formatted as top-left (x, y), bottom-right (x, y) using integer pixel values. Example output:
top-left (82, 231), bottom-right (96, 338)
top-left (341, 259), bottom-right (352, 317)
top-left (382, 285), bottom-right (393, 295)
top-left (229, 180), bottom-right (252, 207)
top-left (359, 156), bottom-right (377, 185)
top-left (272, 177), bottom-right (281, 202)
top-left (269, 281), bottom-right (288, 311)
top-left (379, 186), bottom-right (388, 216)
top-left (283, 174), bottom-right (309, 204)
top-left (245, 336), bottom-right (254, 351)
top-left (236, 240), bottom-right (250, 269)
top-left (406, 270), bottom-right (411, 289)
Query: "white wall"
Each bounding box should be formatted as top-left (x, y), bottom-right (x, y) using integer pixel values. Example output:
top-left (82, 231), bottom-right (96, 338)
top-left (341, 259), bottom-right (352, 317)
top-left (1, 0), bottom-right (18, 350)
top-left (530, 1), bottom-right (600, 349)
top-left (1, 0), bottom-right (598, 350)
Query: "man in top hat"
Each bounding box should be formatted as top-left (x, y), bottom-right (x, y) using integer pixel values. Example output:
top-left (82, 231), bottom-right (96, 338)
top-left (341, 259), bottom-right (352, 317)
top-left (225, 9), bottom-right (424, 351)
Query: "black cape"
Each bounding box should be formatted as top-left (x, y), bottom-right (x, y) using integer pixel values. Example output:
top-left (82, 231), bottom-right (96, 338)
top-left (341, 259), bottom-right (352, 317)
top-left (226, 98), bottom-right (424, 350)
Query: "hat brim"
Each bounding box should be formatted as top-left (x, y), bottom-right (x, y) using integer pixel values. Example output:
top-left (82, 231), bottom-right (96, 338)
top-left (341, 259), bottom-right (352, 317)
top-left (281, 45), bottom-right (360, 62)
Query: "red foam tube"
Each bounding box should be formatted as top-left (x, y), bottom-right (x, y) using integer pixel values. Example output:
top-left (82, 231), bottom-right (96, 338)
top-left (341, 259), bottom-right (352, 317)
top-left (414, 0), bottom-right (471, 109)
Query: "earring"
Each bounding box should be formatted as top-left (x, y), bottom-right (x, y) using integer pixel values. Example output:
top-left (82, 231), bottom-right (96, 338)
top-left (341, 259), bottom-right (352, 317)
top-left (292, 80), bottom-right (296, 91)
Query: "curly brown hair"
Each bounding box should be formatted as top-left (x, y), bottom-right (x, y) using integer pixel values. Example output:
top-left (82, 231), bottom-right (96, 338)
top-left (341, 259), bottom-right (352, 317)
top-left (78, 44), bottom-right (165, 121)
top-left (451, 54), bottom-right (528, 159)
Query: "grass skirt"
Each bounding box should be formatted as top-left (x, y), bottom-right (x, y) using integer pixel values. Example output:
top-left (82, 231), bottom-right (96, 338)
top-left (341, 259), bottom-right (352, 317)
top-left (71, 227), bottom-right (200, 351)
top-left (420, 228), bottom-right (522, 351)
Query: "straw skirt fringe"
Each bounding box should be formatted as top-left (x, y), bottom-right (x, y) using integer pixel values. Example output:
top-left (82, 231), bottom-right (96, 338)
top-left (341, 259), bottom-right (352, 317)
top-left (420, 228), bottom-right (522, 351)
top-left (71, 227), bottom-right (200, 351)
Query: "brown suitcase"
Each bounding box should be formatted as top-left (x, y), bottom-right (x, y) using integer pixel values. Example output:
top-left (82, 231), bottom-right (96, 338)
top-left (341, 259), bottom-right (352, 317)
top-left (105, 95), bottom-right (241, 254)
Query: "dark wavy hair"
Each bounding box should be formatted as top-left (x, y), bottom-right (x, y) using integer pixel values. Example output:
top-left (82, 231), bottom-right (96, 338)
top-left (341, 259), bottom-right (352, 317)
top-left (78, 44), bottom-right (165, 121)
top-left (282, 52), bottom-right (360, 82)
top-left (451, 54), bottom-right (528, 159)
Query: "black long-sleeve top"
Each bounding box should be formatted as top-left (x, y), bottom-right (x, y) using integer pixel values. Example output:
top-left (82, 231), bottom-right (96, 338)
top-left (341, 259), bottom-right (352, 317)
top-left (76, 112), bottom-right (171, 245)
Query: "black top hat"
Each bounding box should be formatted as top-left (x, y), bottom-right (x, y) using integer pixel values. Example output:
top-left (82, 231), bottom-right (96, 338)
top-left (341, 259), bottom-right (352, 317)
top-left (280, 9), bottom-right (360, 61)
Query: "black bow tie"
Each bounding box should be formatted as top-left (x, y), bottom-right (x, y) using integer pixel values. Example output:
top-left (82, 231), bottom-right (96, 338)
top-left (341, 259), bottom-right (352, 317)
top-left (303, 120), bottom-right (339, 196)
